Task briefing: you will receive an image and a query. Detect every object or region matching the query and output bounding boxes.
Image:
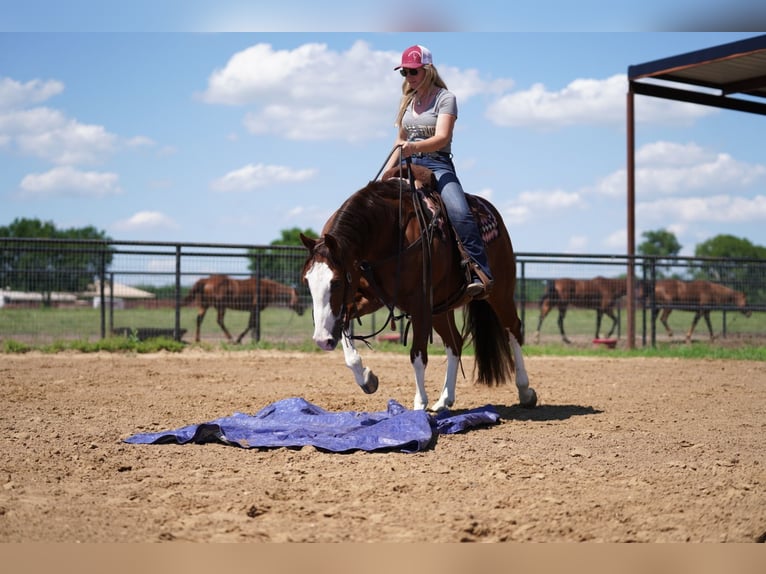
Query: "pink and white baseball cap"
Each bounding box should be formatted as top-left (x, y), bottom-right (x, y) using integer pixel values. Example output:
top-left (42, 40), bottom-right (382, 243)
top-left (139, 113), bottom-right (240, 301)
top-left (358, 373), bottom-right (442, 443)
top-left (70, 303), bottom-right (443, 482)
top-left (394, 45), bottom-right (433, 70)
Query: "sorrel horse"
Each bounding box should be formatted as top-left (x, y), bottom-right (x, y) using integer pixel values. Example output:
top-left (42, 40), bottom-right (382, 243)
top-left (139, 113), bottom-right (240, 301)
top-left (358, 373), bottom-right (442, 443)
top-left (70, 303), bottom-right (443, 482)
top-left (534, 276), bottom-right (629, 344)
top-left (651, 278), bottom-right (751, 342)
top-left (183, 274), bottom-right (305, 343)
top-left (299, 164), bottom-right (537, 412)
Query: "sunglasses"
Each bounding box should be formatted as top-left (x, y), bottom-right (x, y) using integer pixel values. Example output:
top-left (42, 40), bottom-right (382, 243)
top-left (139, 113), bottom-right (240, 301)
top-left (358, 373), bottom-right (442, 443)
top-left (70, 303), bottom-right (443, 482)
top-left (399, 68), bottom-right (420, 77)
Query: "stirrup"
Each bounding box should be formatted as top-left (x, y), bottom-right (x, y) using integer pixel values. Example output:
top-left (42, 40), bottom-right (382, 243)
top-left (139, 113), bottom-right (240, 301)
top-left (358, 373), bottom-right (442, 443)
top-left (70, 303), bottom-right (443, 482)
top-left (465, 275), bottom-right (493, 300)
top-left (465, 280), bottom-right (486, 300)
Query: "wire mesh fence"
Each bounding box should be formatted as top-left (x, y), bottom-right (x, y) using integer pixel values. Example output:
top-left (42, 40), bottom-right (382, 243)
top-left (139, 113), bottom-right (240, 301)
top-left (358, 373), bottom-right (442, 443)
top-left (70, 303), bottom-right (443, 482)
top-left (1, 238), bottom-right (764, 348)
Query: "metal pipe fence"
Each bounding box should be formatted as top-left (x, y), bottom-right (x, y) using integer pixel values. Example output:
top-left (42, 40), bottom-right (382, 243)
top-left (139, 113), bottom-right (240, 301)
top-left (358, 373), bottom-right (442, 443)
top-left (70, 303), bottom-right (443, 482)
top-left (1, 238), bottom-right (764, 347)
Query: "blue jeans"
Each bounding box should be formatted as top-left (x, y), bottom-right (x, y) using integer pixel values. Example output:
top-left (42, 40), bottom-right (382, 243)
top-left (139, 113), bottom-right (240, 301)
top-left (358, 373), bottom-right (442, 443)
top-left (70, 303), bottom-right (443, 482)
top-left (410, 155), bottom-right (492, 281)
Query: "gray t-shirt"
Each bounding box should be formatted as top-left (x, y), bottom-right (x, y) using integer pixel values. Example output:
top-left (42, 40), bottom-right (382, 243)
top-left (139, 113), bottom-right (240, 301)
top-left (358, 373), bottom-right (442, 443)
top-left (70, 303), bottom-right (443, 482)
top-left (402, 88), bottom-right (457, 155)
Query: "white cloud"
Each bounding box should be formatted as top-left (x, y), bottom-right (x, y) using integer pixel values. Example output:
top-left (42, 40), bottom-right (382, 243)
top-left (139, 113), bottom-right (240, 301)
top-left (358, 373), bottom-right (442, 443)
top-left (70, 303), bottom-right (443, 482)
top-left (1, 76), bottom-right (161, 167)
top-left (566, 235), bottom-right (588, 253)
top-left (603, 229), bottom-right (626, 250)
top-left (18, 166), bottom-right (122, 198)
top-left (500, 188), bottom-right (583, 225)
top-left (474, 187), bottom-right (493, 201)
top-left (126, 135), bottom-right (156, 148)
top-left (518, 188), bottom-right (583, 209)
top-left (635, 141), bottom-right (710, 166)
top-left (112, 211), bottom-right (179, 231)
top-left (590, 141), bottom-right (766, 198)
top-left (638, 195), bottom-right (766, 224)
top-left (0, 106), bottom-right (117, 165)
top-left (502, 204), bottom-right (531, 225)
top-left (211, 163), bottom-right (317, 192)
top-left (0, 77), bottom-right (64, 110)
top-left (487, 74), bottom-right (713, 129)
top-left (200, 40), bottom-right (509, 142)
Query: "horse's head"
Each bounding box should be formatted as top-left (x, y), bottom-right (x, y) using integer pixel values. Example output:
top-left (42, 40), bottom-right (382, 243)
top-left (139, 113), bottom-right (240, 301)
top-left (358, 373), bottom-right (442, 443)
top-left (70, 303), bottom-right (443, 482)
top-left (288, 286), bottom-right (306, 316)
top-left (300, 232), bottom-right (360, 351)
top-left (734, 289), bottom-right (752, 318)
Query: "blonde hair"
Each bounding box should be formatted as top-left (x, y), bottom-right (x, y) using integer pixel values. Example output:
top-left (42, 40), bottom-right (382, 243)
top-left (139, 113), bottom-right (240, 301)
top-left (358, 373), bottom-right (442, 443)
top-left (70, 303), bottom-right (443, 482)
top-left (394, 65), bottom-right (449, 127)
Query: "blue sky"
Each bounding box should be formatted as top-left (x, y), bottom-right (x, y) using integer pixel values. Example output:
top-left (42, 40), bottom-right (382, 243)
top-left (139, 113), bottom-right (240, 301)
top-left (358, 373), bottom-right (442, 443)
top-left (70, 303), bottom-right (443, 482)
top-left (1, 26), bottom-right (765, 256)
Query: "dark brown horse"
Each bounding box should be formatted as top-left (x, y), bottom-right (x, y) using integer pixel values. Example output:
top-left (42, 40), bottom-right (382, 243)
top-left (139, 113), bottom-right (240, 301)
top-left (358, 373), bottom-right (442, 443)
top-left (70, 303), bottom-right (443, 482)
top-left (534, 276), bottom-right (629, 344)
top-left (299, 164), bottom-right (536, 412)
top-left (651, 279), bottom-right (751, 342)
top-left (183, 274), bottom-right (305, 343)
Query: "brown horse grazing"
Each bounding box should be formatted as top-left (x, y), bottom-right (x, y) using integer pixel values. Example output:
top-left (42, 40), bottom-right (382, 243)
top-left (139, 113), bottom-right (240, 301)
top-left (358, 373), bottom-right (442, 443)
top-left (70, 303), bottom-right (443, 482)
top-left (651, 279), bottom-right (751, 342)
top-left (183, 274), bottom-right (305, 343)
top-left (299, 164), bottom-right (536, 412)
top-left (534, 277), bottom-right (629, 344)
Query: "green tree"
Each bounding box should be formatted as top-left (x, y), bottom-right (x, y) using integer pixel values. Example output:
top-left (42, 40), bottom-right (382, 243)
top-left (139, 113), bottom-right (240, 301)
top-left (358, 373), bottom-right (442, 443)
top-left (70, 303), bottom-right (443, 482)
top-left (692, 234), bottom-right (766, 303)
top-left (638, 229), bottom-right (682, 279)
top-left (694, 234), bottom-right (765, 260)
top-left (246, 227), bottom-right (319, 286)
top-left (270, 227), bottom-right (319, 247)
top-left (0, 217), bottom-right (113, 303)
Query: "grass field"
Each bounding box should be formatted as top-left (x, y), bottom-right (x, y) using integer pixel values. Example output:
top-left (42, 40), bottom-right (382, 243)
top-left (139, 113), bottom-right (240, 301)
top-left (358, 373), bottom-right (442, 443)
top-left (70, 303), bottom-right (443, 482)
top-left (1, 303), bottom-right (764, 360)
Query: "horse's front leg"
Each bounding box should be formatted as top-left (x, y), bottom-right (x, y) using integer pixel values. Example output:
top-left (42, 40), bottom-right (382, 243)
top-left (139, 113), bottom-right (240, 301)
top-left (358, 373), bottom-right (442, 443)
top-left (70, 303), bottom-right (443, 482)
top-left (215, 307), bottom-right (234, 342)
top-left (702, 310), bottom-right (715, 341)
top-left (686, 311), bottom-right (704, 343)
top-left (557, 307), bottom-right (571, 344)
top-left (410, 344), bottom-right (429, 411)
top-left (194, 308), bottom-right (207, 342)
top-left (234, 309), bottom-right (257, 344)
top-left (340, 332), bottom-right (379, 394)
top-left (595, 309), bottom-right (604, 339)
top-left (429, 347), bottom-right (460, 412)
top-left (430, 312), bottom-right (462, 412)
top-left (659, 308), bottom-right (674, 337)
top-left (604, 309), bottom-right (619, 338)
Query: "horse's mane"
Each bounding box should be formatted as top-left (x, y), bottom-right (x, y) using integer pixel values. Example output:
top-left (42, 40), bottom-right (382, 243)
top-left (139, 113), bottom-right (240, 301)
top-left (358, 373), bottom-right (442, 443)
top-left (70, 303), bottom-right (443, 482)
top-left (324, 180), bottom-right (416, 252)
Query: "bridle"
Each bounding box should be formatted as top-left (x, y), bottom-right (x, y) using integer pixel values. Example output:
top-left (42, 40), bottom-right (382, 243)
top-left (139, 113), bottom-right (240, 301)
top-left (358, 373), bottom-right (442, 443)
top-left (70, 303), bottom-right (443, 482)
top-left (340, 145), bottom-right (436, 347)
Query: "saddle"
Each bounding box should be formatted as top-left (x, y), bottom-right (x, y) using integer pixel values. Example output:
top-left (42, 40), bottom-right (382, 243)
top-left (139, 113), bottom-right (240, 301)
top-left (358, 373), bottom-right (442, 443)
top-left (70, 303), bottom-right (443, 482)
top-left (380, 164), bottom-right (498, 289)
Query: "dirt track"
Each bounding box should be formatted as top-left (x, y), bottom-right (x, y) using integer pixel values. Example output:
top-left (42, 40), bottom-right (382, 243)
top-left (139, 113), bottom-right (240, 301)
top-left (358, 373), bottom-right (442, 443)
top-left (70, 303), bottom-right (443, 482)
top-left (1, 349), bottom-right (764, 542)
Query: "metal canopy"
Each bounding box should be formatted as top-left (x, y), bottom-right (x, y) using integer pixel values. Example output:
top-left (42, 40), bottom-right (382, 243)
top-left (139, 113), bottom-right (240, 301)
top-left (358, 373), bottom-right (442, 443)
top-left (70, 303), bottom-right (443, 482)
top-left (625, 34), bottom-right (766, 349)
top-left (628, 34), bottom-right (766, 116)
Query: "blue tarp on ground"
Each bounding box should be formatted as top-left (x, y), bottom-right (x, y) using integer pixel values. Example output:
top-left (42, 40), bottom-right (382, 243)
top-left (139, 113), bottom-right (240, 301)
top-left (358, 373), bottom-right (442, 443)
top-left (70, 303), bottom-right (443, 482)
top-left (124, 397), bottom-right (500, 453)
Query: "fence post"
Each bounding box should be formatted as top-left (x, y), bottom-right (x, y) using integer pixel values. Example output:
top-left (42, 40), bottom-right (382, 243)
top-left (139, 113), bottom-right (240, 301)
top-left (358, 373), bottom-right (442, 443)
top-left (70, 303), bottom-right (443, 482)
top-left (174, 245), bottom-right (182, 342)
top-left (519, 261), bottom-right (526, 340)
top-left (253, 253), bottom-right (261, 342)
top-left (648, 258), bottom-right (657, 348)
top-left (108, 272), bottom-right (115, 335)
top-left (99, 249), bottom-right (106, 339)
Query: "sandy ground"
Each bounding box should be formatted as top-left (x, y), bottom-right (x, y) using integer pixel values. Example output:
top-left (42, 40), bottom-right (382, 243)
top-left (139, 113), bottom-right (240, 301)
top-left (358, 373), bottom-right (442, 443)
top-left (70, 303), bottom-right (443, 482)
top-left (0, 349), bottom-right (764, 543)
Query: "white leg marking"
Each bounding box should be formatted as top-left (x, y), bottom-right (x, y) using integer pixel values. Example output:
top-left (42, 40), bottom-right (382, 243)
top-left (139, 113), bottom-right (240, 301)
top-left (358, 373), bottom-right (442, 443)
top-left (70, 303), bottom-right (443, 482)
top-left (341, 332), bottom-right (368, 388)
top-left (431, 346), bottom-right (459, 412)
top-left (510, 332), bottom-right (537, 407)
top-left (412, 352), bottom-right (428, 411)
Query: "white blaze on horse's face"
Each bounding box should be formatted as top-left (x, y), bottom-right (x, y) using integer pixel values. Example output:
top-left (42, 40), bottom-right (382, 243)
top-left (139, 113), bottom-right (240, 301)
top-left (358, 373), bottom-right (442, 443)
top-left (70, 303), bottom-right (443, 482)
top-left (304, 260), bottom-right (342, 351)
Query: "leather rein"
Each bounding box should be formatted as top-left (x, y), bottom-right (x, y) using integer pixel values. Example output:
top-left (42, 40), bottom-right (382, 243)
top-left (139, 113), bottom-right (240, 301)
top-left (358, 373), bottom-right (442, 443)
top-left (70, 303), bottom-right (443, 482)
top-left (346, 146), bottom-right (456, 347)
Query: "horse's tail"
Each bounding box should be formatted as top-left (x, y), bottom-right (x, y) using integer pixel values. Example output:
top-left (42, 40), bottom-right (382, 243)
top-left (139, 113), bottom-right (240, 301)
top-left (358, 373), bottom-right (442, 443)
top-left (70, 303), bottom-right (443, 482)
top-left (183, 278), bottom-right (206, 306)
top-left (464, 299), bottom-right (514, 387)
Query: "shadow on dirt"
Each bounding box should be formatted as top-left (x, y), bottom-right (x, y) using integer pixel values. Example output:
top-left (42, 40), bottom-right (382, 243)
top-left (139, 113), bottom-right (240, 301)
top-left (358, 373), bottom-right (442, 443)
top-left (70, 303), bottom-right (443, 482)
top-left (490, 403), bottom-right (602, 422)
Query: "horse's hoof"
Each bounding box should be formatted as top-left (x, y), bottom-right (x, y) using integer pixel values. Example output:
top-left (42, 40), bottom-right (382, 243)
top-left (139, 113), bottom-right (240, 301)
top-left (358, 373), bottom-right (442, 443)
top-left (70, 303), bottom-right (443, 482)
top-left (429, 397), bottom-right (453, 412)
top-left (429, 403), bottom-right (451, 414)
top-left (520, 388), bottom-right (537, 409)
top-left (359, 368), bottom-right (379, 394)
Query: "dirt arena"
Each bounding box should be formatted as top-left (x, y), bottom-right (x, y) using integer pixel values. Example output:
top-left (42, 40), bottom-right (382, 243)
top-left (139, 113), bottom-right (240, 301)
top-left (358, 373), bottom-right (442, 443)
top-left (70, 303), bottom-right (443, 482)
top-left (1, 349), bottom-right (764, 543)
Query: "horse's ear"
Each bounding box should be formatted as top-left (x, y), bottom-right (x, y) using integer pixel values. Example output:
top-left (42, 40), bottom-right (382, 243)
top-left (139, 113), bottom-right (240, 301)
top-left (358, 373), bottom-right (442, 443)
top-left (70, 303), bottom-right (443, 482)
top-left (300, 233), bottom-right (316, 251)
top-left (324, 233), bottom-right (339, 253)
